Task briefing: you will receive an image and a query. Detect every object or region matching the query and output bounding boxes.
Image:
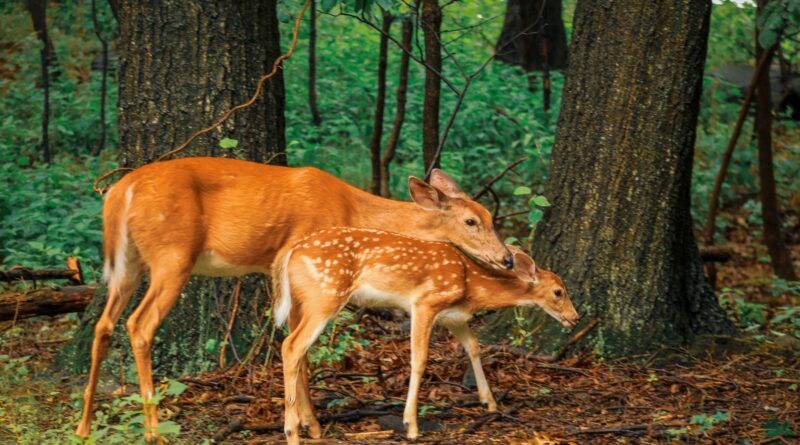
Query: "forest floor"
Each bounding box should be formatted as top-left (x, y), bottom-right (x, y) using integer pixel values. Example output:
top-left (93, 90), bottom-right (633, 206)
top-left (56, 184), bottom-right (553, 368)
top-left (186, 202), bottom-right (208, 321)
top-left (1, 224), bottom-right (799, 444)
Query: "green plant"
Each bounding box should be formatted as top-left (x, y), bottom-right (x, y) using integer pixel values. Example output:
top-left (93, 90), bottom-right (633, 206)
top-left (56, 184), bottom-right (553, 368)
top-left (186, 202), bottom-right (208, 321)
top-left (763, 417), bottom-right (796, 439)
top-left (690, 411), bottom-right (730, 432)
top-left (308, 309), bottom-right (370, 365)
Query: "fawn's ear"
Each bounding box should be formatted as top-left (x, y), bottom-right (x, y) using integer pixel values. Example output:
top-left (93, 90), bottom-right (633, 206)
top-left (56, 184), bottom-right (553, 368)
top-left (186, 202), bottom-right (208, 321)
top-left (409, 176), bottom-right (448, 210)
top-left (429, 169), bottom-right (468, 199)
top-left (513, 252), bottom-right (538, 282)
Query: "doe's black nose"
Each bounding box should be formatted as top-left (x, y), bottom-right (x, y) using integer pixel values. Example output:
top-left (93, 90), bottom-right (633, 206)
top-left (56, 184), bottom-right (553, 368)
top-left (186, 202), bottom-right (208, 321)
top-left (503, 255), bottom-right (514, 270)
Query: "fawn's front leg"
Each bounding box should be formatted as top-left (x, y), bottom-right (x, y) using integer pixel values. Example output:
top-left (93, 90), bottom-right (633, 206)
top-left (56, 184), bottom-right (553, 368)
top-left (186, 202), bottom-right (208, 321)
top-left (448, 321), bottom-right (496, 411)
top-left (403, 307), bottom-right (436, 441)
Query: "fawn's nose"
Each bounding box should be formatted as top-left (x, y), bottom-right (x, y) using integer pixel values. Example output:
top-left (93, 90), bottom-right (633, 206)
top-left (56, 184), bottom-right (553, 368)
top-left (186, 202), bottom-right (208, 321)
top-left (503, 255), bottom-right (514, 270)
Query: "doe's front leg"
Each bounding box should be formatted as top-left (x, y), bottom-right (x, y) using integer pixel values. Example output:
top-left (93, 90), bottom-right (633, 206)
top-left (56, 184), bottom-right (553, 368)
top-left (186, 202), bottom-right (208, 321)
top-left (403, 307), bottom-right (436, 441)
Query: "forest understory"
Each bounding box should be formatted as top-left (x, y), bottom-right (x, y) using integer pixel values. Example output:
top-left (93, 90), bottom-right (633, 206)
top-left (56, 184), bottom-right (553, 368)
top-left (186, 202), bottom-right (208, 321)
top-left (2, 224), bottom-right (798, 444)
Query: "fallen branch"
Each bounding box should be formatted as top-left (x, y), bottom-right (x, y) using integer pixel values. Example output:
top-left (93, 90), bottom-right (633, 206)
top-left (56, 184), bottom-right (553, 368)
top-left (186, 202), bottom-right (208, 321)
top-left (699, 246), bottom-right (733, 263)
top-left (0, 257), bottom-right (83, 285)
top-left (0, 285), bottom-right (95, 321)
top-left (537, 318), bottom-right (600, 362)
top-left (567, 423), bottom-right (652, 436)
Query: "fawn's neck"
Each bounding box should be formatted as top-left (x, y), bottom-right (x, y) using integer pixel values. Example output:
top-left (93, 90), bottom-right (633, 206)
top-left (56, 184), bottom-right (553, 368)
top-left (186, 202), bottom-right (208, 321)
top-left (463, 261), bottom-right (530, 312)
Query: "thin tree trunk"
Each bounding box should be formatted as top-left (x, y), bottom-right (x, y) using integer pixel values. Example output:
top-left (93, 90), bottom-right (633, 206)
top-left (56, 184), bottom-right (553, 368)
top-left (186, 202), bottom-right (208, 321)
top-left (28, 0), bottom-right (51, 164)
top-left (308, 0), bottom-right (322, 126)
top-left (27, 0), bottom-right (56, 65)
top-left (380, 17), bottom-right (413, 198)
top-left (483, 0), bottom-right (734, 356)
top-left (703, 48), bottom-right (774, 288)
top-left (755, 0), bottom-right (796, 280)
top-left (91, 0), bottom-right (109, 156)
top-left (421, 0), bottom-right (442, 172)
top-left (495, 0), bottom-right (568, 71)
top-left (539, 20), bottom-right (551, 111)
top-left (370, 12), bottom-right (392, 195)
top-left (56, 0), bottom-right (286, 376)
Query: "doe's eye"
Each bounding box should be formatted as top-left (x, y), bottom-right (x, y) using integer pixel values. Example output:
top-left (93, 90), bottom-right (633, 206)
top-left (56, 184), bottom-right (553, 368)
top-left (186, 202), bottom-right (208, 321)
top-left (554, 289), bottom-right (563, 298)
top-left (465, 218), bottom-right (477, 226)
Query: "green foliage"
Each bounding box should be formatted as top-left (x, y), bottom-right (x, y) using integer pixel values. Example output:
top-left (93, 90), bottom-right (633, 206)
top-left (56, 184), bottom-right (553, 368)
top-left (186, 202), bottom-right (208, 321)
top-left (0, 156), bottom-right (109, 277)
top-left (690, 411), bottom-right (729, 432)
top-left (308, 309), bottom-right (370, 365)
top-left (757, 0), bottom-right (800, 48)
top-left (763, 417), bottom-right (796, 439)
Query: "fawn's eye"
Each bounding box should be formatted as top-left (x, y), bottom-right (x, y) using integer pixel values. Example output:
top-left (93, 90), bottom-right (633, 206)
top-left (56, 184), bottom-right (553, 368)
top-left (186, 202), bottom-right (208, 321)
top-left (465, 218), bottom-right (477, 226)
top-left (554, 289), bottom-right (563, 298)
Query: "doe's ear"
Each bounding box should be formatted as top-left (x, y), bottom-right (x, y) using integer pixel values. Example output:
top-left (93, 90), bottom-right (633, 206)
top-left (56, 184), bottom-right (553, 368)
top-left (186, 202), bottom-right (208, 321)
top-left (408, 176), bottom-right (448, 210)
top-left (429, 169), bottom-right (468, 199)
top-left (513, 252), bottom-right (538, 283)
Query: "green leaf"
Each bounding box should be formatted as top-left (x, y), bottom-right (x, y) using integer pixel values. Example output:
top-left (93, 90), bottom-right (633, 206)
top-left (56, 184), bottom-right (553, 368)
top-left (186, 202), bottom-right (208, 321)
top-left (157, 421), bottom-right (182, 435)
top-left (165, 379), bottom-right (188, 397)
top-left (321, 0), bottom-right (338, 12)
top-left (513, 186), bottom-right (532, 196)
top-left (204, 338), bottom-right (220, 354)
top-left (531, 195), bottom-right (551, 207)
top-left (375, 0), bottom-right (393, 9)
top-left (219, 137), bottom-right (238, 149)
top-left (504, 236), bottom-right (519, 245)
top-left (764, 418), bottom-right (795, 438)
top-left (528, 208), bottom-right (544, 224)
top-left (759, 28), bottom-right (779, 48)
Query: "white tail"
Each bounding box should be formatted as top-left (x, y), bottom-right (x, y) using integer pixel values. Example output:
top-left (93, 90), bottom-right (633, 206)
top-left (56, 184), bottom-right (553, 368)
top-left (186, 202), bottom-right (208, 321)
top-left (278, 227), bottom-right (580, 445)
top-left (273, 248), bottom-right (294, 328)
top-left (77, 157), bottom-right (512, 440)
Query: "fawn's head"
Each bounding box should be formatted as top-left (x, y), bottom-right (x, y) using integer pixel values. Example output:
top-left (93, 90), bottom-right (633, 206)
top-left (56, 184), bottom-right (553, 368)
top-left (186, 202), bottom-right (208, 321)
top-left (512, 251), bottom-right (581, 328)
top-left (408, 170), bottom-right (512, 270)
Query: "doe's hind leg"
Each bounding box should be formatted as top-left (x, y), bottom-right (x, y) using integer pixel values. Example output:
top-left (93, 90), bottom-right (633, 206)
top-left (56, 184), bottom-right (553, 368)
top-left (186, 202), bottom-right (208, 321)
top-left (76, 270), bottom-right (142, 437)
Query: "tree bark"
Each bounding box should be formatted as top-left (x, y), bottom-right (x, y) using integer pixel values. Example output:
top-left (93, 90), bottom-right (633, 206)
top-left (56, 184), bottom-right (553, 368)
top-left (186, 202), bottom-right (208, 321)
top-left (370, 11), bottom-right (392, 195)
top-left (380, 17), bottom-right (413, 198)
top-left (495, 0), bottom-right (568, 72)
top-left (55, 0), bottom-right (286, 376)
top-left (0, 286), bottom-right (95, 322)
top-left (755, 1), bottom-right (797, 280)
top-left (421, 0), bottom-right (442, 172)
top-left (115, 1), bottom-right (285, 167)
top-left (308, 0), bottom-right (322, 126)
top-left (484, 0), bottom-right (735, 356)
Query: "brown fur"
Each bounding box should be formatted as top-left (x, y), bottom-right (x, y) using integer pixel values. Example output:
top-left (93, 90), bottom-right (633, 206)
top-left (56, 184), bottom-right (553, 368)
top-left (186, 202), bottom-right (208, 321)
top-left (77, 157), bottom-right (510, 440)
top-left (275, 227), bottom-right (580, 444)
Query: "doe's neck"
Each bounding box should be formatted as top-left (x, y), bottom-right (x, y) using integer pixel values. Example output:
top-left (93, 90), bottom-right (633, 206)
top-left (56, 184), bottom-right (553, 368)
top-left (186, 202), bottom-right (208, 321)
top-left (350, 191), bottom-right (443, 239)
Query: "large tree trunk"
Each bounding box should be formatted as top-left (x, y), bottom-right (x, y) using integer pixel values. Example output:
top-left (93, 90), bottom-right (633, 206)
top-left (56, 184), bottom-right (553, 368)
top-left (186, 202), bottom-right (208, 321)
top-left (755, 1), bottom-right (797, 280)
top-left (55, 0), bottom-right (285, 377)
top-left (421, 0), bottom-right (442, 172)
top-left (495, 0), bottom-right (568, 72)
top-left (484, 0), bottom-right (735, 356)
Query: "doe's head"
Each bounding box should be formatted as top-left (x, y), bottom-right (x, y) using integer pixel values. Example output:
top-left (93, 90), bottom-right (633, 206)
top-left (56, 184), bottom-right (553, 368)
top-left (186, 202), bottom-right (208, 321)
top-left (408, 169), bottom-right (512, 270)
top-left (512, 251), bottom-right (580, 328)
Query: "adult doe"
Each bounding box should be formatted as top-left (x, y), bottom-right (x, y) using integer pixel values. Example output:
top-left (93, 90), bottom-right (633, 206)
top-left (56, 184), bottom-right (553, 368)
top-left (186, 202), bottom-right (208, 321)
top-left (76, 157), bottom-right (512, 441)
